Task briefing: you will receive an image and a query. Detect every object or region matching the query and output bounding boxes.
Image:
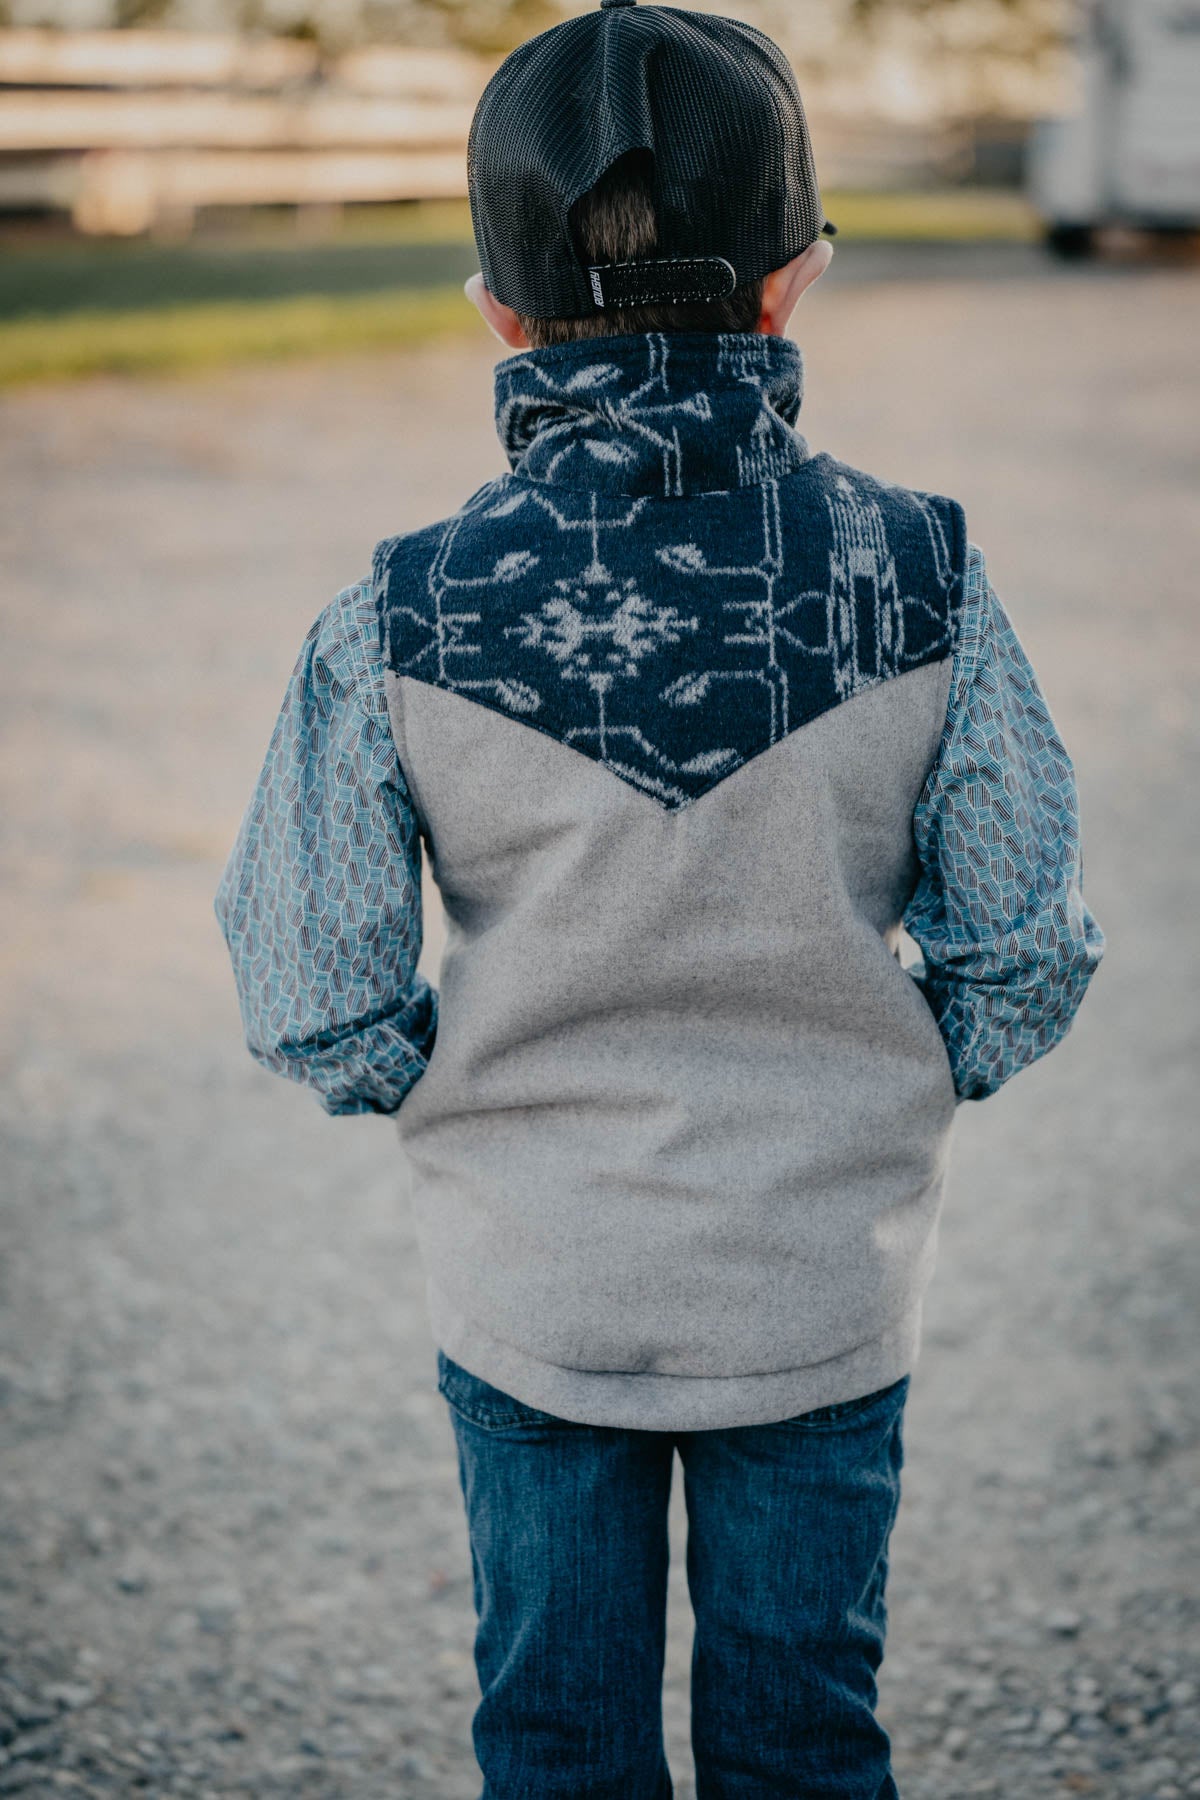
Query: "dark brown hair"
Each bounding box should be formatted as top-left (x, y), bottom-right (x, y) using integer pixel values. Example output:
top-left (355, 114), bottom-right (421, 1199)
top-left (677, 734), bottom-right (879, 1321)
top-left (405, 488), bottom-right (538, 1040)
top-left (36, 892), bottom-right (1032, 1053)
top-left (516, 151), bottom-right (766, 348)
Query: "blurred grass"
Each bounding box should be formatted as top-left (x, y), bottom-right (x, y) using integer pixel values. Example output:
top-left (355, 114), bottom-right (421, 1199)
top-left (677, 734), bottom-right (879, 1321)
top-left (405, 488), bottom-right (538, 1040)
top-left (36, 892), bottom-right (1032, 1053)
top-left (0, 287), bottom-right (475, 385)
top-left (823, 188), bottom-right (1036, 241)
top-left (0, 239), bottom-right (481, 319)
top-left (0, 189), bottom-right (1038, 386)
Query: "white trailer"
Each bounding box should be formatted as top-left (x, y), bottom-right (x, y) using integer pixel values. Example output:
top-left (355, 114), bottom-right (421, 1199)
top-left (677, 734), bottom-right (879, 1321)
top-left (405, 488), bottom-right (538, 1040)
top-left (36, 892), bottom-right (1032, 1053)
top-left (1030, 0), bottom-right (1200, 255)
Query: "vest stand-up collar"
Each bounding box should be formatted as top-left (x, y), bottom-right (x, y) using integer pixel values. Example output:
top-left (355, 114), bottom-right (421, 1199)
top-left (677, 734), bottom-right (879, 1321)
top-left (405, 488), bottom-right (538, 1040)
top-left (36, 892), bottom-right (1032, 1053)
top-left (494, 329), bottom-right (812, 499)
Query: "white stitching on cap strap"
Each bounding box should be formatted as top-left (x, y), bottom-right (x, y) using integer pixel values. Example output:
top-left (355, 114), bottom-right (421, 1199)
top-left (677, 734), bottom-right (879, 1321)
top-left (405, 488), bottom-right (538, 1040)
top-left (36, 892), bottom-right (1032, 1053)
top-left (587, 256), bottom-right (737, 310)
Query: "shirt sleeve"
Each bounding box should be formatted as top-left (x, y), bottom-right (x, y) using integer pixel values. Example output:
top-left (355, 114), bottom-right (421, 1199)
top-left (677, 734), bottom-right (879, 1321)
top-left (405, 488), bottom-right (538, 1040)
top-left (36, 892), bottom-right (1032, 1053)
top-left (214, 579), bottom-right (437, 1117)
top-left (902, 542), bottom-right (1105, 1103)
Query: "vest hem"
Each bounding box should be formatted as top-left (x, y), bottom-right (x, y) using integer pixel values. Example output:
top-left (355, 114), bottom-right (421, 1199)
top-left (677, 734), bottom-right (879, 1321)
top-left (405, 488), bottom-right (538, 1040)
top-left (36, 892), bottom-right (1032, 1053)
top-left (425, 1279), bottom-right (925, 1432)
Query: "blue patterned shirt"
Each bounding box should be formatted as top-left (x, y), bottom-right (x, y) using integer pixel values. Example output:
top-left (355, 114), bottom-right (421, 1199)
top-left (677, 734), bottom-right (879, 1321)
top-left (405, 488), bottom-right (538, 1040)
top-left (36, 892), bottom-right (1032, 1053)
top-left (904, 543), bottom-right (1105, 1100)
top-left (215, 538), bottom-right (1102, 1114)
top-left (215, 578), bottom-right (436, 1116)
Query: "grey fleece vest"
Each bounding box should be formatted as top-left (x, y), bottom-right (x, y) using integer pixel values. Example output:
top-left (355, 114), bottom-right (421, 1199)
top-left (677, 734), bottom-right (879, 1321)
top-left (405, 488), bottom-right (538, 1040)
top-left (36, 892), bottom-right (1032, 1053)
top-left (374, 330), bottom-right (966, 1430)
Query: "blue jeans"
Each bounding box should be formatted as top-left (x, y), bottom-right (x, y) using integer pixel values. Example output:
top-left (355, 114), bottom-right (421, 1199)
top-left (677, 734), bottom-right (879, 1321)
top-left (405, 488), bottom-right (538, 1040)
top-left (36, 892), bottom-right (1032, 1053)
top-left (437, 1349), bottom-right (909, 1800)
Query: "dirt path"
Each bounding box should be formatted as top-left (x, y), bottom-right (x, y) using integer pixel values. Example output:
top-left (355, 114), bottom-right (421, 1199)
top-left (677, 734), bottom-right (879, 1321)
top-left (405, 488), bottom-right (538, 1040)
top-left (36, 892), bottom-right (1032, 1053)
top-left (2, 249), bottom-right (1198, 1799)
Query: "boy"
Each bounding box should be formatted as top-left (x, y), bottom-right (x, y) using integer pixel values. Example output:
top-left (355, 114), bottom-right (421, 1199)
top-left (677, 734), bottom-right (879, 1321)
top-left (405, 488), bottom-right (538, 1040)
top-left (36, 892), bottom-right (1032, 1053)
top-left (215, 3), bottom-right (1105, 1794)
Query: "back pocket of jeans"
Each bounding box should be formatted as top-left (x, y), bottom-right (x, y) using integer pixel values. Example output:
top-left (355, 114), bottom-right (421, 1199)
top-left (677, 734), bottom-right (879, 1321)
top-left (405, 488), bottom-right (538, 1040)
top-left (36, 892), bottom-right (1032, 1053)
top-left (436, 1349), bottom-right (574, 1432)
top-left (773, 1373), bottom-right (911, 1429)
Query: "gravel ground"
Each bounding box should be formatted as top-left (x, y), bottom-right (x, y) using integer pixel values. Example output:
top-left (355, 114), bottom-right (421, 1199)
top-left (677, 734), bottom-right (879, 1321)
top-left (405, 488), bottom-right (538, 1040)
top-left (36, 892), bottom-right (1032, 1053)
top-left (2, 245), bottom-right (1198, 1799)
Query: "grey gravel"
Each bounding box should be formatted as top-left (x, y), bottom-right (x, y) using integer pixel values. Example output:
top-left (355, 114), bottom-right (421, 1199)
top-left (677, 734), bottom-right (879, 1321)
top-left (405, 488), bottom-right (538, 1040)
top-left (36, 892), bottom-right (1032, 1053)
top-left (2, 243), bottom-right (1199, 1798)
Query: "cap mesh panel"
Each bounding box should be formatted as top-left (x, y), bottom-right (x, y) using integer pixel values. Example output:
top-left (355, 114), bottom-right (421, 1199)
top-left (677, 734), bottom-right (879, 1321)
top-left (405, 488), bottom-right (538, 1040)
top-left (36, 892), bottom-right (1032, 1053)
top-left (467, 3), bottom-right (832, 319)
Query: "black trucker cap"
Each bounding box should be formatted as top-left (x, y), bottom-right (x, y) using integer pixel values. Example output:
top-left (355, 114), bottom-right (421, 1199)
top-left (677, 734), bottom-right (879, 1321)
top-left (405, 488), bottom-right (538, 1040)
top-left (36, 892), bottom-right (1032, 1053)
top-left (467, 0), bottom-right (837, 320)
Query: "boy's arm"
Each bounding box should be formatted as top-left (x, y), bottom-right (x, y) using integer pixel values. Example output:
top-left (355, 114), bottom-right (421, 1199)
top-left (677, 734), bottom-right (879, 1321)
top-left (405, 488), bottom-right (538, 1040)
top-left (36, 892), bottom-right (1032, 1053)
top-left (214, 579), bottom-right (437, 1117)
top-left (903, 542), bottom-right (1105, 1103)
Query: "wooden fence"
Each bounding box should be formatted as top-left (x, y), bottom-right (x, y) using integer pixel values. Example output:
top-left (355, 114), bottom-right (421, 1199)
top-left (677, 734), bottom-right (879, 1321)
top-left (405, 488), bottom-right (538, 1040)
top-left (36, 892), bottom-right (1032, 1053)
top-left (0, 26), bottom-right (1025, 236)
top-left (0, 29), bottom-right (490, 233)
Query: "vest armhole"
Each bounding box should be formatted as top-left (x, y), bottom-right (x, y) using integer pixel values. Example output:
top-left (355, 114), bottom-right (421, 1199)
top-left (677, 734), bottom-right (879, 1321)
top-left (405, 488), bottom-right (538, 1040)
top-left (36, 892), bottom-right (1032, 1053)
top-left (945, 498), bottom-right (970, 657)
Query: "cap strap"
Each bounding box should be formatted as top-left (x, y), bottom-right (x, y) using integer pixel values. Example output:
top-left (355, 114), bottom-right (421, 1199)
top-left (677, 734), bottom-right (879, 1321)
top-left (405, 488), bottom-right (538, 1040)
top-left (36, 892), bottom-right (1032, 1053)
top-left (587, 256), bottom-right (737, 310)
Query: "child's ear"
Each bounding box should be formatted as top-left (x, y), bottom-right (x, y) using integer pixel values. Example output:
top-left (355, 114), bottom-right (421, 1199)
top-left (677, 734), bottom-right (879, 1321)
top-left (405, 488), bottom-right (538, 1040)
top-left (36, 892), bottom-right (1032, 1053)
top-left (465, 274), bottom-right (532, 350)
top-left (757, 240), bottom-right (833, 338)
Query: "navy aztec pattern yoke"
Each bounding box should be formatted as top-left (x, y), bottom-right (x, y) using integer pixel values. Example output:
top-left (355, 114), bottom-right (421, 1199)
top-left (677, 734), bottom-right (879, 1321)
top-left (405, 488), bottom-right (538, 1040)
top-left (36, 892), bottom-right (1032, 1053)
top-left (373, 332), bottom-right (967, 811)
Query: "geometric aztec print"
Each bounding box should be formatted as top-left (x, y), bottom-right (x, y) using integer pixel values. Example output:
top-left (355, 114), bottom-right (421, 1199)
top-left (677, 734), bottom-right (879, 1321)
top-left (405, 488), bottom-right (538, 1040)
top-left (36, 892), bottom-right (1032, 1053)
top-left (903, 544), bottom-right (1105, 1099)
top-left (374, 331), bottom-right (968, 810)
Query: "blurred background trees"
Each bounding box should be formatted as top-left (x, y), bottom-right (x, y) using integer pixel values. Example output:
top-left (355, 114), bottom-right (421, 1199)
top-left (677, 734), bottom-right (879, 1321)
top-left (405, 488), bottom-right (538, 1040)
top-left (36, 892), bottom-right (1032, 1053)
top-left (4, 0), bottom-right (1071, 56)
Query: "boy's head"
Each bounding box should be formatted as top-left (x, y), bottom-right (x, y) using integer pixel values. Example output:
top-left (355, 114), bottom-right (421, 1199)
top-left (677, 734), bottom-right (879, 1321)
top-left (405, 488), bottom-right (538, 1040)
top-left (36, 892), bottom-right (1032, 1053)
top-left (464, 0), bottom-right (836, 350)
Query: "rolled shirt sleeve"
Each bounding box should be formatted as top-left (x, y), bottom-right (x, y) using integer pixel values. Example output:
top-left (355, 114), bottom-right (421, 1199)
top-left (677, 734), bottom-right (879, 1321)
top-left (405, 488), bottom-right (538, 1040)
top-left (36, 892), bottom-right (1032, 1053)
top-left (214, 579), bottom-right (437, 1116)
top-left (903, 542), bottom-right (1105, 1102)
